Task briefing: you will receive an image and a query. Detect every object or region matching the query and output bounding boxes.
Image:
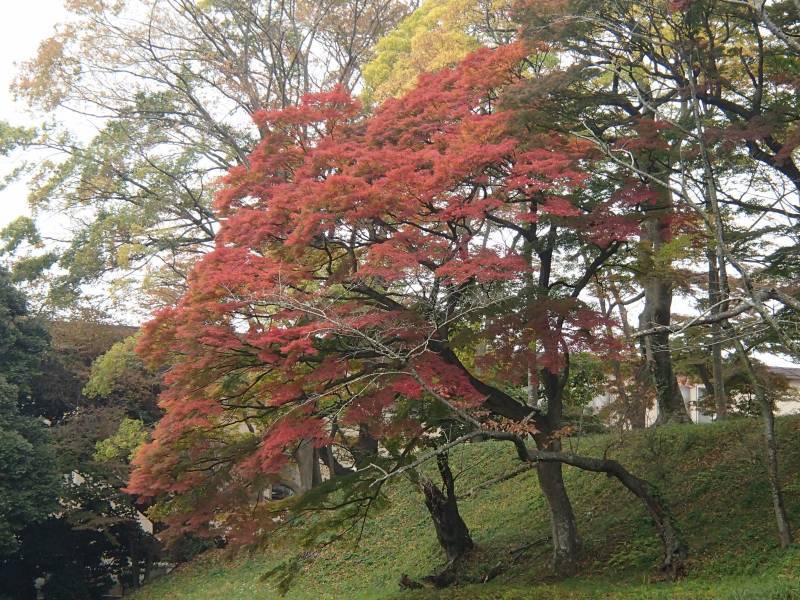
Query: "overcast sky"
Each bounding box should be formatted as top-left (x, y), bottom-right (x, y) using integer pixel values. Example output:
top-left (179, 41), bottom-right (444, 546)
top-left (0, 0), bottom-right (68, 228)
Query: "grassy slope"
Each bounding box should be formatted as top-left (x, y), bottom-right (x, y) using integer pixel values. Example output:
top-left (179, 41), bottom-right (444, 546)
top-left (133, 417), bottom-right (800, 599)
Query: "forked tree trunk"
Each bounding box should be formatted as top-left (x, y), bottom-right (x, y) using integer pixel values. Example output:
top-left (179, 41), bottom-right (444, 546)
top-left (418, 453), bottom-right (474, 564)
top-left (494, 431), bottom-right (687, 578)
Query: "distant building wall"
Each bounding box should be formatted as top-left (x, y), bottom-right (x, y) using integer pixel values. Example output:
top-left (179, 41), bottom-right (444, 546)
top-left (590, 364), bottom-right (800, 426)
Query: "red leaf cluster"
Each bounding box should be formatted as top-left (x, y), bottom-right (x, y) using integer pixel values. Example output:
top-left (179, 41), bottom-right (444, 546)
top-left (128, 41), bottom-right (639, 537)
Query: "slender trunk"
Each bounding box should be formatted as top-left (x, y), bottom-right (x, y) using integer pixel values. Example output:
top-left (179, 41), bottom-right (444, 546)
top-left (608, 281), bottom-right (649, 428)
top-left (684, 59), bottom-right (792, 543)
top-left (598, 280), bottom-right (647, 429)
top-left (684, 44), bottom-right (734, 422)
top-left (535, 358), bottom-right (581, 573)
top-left (706, 218), bottom-right (727, 420)
top-left (731, 338), bottom-right (793, 547)
top-left (418, 452), bottom-right (474, 564)
top-left (760, 404), bottom-right (793, 547)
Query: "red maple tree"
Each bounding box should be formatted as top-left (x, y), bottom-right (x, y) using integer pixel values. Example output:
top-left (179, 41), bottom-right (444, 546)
top-left (127, 42), bottom-right (682, 574)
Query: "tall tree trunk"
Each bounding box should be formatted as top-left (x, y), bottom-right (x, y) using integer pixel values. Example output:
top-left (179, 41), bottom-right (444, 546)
top-left (639, 246), bottom-right (690, 424)
top-left (635, 115), bottom-right (690, 425)
top-left (760, 402), bottom-right (793, 547)
top-left (295, 439), bottom-right (322, 493)
top-left (706, 222), bottom-right (727, 420)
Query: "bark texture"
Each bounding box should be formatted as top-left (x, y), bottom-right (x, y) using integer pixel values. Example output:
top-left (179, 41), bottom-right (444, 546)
top-left (536, 459), bottom-right (581, 575)
top-left (418, 453), bottom-right (474, 564)
top-left (639, 275), bottom-right (690, 424)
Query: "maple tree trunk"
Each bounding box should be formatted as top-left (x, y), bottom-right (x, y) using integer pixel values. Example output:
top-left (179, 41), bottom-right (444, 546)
top-left (535, 368), bottom-right (581, 574)
top-left (418, 453), bottom-right (474, 564)
top-left (544, 453), bottom-right (685, 578)
top-left (536, 459), bottom-right (580, 574)
top-left (493, 430), bottom-right (687, 578)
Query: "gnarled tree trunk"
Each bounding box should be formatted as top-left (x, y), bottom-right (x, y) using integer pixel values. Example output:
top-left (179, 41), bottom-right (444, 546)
top-left (418, 452), bottom-right (474, 565)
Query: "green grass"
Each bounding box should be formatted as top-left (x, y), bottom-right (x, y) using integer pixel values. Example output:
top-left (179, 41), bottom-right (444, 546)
top-left (132, 417), bottom-right (800, 599)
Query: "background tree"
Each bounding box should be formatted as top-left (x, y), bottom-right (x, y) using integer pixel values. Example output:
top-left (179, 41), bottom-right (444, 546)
top-left (361, 0), bottom-right (515, 104)
top-left (515, 0), bottom-right (800, 544)
top-left (0, 267), bottom-right (59, 556)
top-left (5, 0), bottom-right (412, 313)
top-left (0, 312), bottom-right (162, 597)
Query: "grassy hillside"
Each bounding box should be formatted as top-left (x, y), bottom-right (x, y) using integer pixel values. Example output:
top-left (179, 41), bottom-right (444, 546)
top-left (132, 417), bottom-right (800, 599)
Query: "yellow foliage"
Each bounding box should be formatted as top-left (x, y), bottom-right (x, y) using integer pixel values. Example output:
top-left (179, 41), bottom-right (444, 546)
top-left (362, 0), bottom-right (513, 105)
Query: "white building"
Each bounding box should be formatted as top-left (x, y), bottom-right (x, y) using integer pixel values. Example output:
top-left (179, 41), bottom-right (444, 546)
top-left (589, 365), bottom-right (800, 426)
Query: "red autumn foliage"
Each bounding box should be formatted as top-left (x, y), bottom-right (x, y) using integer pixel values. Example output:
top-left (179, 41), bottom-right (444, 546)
top-left (127, 42), bottom-right (645, 540)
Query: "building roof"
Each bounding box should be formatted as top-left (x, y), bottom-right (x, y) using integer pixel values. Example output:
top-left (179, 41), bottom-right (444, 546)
top-left (766, 366), bottom-right (800, 381)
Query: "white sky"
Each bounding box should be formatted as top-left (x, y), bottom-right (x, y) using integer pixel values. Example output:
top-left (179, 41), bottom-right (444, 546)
top-left (0, 0), bottom-right (68, 228)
